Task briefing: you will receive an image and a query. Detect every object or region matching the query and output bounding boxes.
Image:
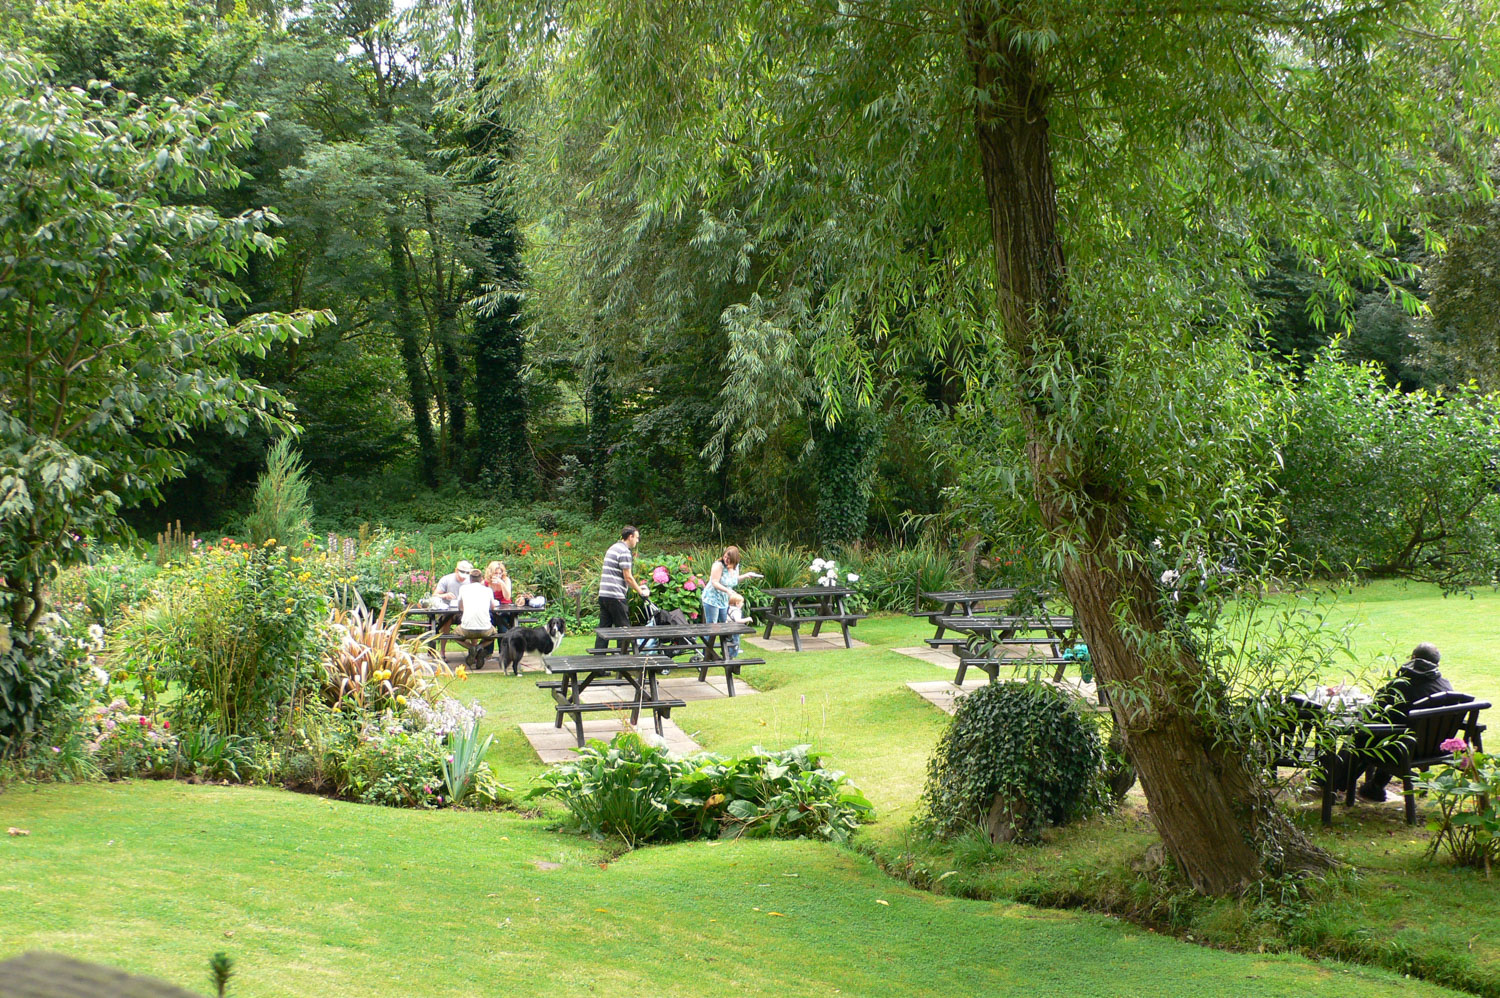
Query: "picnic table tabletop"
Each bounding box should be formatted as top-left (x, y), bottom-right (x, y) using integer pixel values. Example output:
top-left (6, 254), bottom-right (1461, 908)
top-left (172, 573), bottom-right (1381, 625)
top-left (919, 588), bottom-right (1020, 603)
top-left (934, 614), bottom-right (1075, 632)
top-left (542, 653), bottom-right (676, 674)
top-left (593, 622), bottom-right (756, 641)
top-left (766, 585), bottom-right (855, 599)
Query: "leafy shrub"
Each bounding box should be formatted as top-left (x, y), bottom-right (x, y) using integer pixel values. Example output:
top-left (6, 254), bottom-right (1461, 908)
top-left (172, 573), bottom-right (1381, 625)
top-left (748, 542), bottom-right (810, 589)
top-left (860, 544), bottom-right (956, 612)
top-left (173, 724), bottom-right (258, 782)
top-left (83, 698), bottom-right (176, 779)
top-left (342, 719), bottom-right (448, 808)
top-left (528, 733), bottom-right (874, 847)
top-left (245, 438), bottom-right (314, 547)
top-left (920, 681), bottom-right (1108, 843)
top-left (1416, 738), bottom-right (1500, 870)
top-left (50, 549), bottom-right (161, 628)
top-left (1281, 348), bottom-right (1500, 589)
top-left (114, 541), bottom-right (329, 737)
top-left (674, 744), bottom-right (873, 843)
top-left (0, 614), bottom-right (103, 759)
top-left (529, 732), bottom-right (691, 846)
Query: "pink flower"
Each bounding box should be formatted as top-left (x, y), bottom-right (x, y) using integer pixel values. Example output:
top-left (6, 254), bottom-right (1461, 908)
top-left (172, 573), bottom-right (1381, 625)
top-left (684, 581), bottom-right (696, 591)
top-left (1441, 737), bottom-right (1469, 753)
top-left (652, 566), bottom-right (670, 585)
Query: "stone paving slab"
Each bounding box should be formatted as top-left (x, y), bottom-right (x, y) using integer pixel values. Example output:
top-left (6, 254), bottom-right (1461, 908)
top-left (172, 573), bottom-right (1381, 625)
top-left (520, 719), bottom-right (700, 763)
top-left (743, 633), bottom-right (868, 653)
top-left (892, 645), bottom-right (960, 667)
top-left (907, 677), bottom-right (1103, 715)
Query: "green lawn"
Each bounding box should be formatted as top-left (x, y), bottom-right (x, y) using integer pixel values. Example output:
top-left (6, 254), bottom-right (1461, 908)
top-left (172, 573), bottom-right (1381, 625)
top-left (4, 582), bottom-right (1500, 997)
top-left (0, 782), bottom-right (1464, 998)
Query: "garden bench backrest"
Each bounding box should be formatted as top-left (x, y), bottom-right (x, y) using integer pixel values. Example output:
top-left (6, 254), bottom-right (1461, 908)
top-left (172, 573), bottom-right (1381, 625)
top-left (1404, 695), bottom-right (1488, 765)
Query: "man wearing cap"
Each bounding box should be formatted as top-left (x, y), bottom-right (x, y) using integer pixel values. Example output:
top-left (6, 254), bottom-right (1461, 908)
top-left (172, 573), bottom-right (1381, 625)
top-left (432, 560), bottom-right (474, 636)
top-left (1359, 642), bottom-right (1455, 801)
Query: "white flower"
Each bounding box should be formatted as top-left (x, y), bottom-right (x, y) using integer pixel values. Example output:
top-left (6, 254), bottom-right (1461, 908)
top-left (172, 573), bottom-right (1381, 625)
top-left (847, 573), bottom-right (860, 583)
top-left (825, 560), bottom-right (836, 571)
top-left (810, 559), bottom-right (826, 572)
top-left (90, 666), bottom-right (109, 686)
top-left (1160, 569), bottom-right (1180, 586)
top-left (1151, 538), bottom-right (1163, 550)
top-left (87, 624), bottom-right (104, 641)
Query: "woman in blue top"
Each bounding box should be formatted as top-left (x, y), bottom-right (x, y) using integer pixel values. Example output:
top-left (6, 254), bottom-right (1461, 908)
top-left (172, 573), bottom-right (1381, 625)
top-left (702, 545), bottom-right (757, 659)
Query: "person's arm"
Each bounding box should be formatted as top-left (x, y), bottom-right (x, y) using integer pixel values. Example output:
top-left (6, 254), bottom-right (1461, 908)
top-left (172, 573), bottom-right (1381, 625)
top-left (497, 574), bottom-right (512, 602)
top-left (621, 558), bottom-right (647, 597)
top-left (710, 561), bottom-right (730, 594)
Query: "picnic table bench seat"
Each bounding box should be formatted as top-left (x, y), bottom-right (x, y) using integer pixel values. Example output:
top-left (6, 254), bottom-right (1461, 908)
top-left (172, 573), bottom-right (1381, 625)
top-left (956, 655), bottom-right (1071, 685)
top-left (762, 611), bottom-right (867, 652)
top-left (546, 692), bottom-right (688, 746)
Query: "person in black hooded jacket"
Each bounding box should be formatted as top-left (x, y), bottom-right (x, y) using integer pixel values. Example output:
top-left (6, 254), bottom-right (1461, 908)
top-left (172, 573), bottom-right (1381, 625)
top-left (1358, 643), bottom-right (1455, 801)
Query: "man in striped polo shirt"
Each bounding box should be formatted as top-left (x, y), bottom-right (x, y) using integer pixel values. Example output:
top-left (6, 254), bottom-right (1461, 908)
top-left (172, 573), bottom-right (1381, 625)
top-left (596, 525), bottom-right (648, 649)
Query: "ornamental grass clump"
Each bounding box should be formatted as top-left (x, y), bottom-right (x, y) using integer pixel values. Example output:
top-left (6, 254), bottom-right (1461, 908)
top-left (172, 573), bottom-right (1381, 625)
top-left (1416, 738), bottom-right (1500, 874)
top-left (323, 604), bottom-right (445, 710)
top-left (920, 681), bottom-right (1109, 844)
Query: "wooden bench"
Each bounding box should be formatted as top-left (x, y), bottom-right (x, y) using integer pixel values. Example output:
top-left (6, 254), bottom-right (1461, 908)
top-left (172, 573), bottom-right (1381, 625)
top-left (764, 612), bottom-right (867, 652)
top-left (923, 636), bottom-right (972, 651)
top-left (956, 655), bottom-right (1071, 685)
top-left (537, 680), bottom-right (688, 747)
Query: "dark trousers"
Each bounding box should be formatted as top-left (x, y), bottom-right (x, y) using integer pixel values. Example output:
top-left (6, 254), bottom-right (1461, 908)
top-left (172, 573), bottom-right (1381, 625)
top-left (596, 596), bottom-right (630, 649)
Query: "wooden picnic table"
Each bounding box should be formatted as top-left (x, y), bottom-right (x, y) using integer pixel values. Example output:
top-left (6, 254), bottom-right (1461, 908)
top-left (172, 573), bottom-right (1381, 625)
top-left (539, 654), bottom-right (686, 747)
top-left (933, 614), bottom-right (1079, 684)
top-left (404, 604), bottom-right (539, 666)
top-left (592, 621), bottom-right (759, 695)
top-left (762, 586), bottom-right (867, 652)
top-left (912, 588), bottom-right (1023, 639)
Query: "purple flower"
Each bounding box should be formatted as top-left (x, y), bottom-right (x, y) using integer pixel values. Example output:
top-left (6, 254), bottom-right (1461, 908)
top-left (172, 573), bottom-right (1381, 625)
top-left (684, 580), bottom-right (696, 591)
top-left (652, 566), bottom-right (670, 585)
top-left (1441, 737), bottom-right (1469, 753)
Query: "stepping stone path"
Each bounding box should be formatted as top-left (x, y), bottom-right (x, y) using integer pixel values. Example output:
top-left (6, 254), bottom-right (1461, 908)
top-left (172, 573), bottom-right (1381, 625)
top-left (519, 719), bottom-right (701, 763)
top-left (907, 677), bottom-right (1102, 715)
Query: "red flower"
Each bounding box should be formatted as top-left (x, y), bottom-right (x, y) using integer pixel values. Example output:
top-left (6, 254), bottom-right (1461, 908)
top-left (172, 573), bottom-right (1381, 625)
top-left (564, 542), bottom-right (571, 547)
top-left (545, 541), bottom-right (555, 549)
top-left (163, 720), bottom-right (170, 730)
top-left (551, 531), bottom-right (558, 537)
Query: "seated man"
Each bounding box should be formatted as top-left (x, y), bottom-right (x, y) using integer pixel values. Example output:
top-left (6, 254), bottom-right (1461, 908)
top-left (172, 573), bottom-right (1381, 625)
top-left (431, 560), bottom-right (472, 633)
top-left (456, 569), bottom-right (498, 667)
top-left (1358, 642), bottom-right (1454, 801)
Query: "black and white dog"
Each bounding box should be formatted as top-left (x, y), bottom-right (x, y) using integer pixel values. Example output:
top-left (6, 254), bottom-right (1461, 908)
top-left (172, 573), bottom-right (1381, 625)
top-left (497, 617), bottom-right (566, 675)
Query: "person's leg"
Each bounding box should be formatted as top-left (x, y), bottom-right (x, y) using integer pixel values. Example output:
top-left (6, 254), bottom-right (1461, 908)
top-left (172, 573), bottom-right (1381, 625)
top-left (596, 597), bottom-right (628, 649)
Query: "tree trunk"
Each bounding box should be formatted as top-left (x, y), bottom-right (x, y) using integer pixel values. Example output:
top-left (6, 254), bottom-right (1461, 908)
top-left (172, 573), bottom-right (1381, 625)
top-left (388, 223), bottom-right (438, 486)
top-left (966, 14), bottom-right (1324, 894)
top-left (438, 298), bottom-right (467, 472)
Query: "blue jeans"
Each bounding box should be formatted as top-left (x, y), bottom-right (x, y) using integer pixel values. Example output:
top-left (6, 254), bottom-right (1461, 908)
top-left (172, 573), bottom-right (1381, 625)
top-left (702, 601), bottom-right (739, 659)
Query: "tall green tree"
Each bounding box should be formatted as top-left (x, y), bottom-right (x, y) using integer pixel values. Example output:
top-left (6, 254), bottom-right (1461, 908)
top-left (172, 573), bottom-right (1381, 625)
top-left (472, 0), bottom-right (1497, 891)
top-left (0, 48), bottom-right (325, 634)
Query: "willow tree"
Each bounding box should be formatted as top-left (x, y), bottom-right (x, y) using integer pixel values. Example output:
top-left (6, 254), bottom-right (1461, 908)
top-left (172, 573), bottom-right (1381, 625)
top-left (468, 2), bottom-right (1496, 891)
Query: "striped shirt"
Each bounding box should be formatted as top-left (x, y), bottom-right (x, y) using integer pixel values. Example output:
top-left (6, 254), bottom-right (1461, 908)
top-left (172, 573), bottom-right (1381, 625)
top-left (599, 541), bottom-right (633, 600)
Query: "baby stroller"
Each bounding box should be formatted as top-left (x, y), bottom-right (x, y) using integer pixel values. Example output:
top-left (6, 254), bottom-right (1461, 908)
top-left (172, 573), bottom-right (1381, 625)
top-left (640, 599), bottom-right (696, 658)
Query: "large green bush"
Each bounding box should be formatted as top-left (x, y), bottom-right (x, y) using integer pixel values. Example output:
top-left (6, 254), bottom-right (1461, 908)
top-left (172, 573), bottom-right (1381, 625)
top-left (921, 681), bottom-right (1108, 843)
top-left (1281, 347), bottom-right (1500, 589)
top-left (0, 615), bottom-right (101, 759)
top-left (114, 542), bottom-right (329, 737)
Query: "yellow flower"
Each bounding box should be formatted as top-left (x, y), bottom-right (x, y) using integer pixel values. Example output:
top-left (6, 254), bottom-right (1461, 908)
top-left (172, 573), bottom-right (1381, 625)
top-left (291, 556), bottom-right (303, 564)
top-left (263, 538), bottom-right (278, 547)
top-left (395, 695), bottom-right (408, 707)
top-left (454, 665), bottom-right (467, 680)
top-left (298, 572), bottom-right (311, 582)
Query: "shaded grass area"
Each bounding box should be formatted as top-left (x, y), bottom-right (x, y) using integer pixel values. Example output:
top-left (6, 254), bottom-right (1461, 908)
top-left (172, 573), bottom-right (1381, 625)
top-left (0, 781), bottom-right (1465, 998)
